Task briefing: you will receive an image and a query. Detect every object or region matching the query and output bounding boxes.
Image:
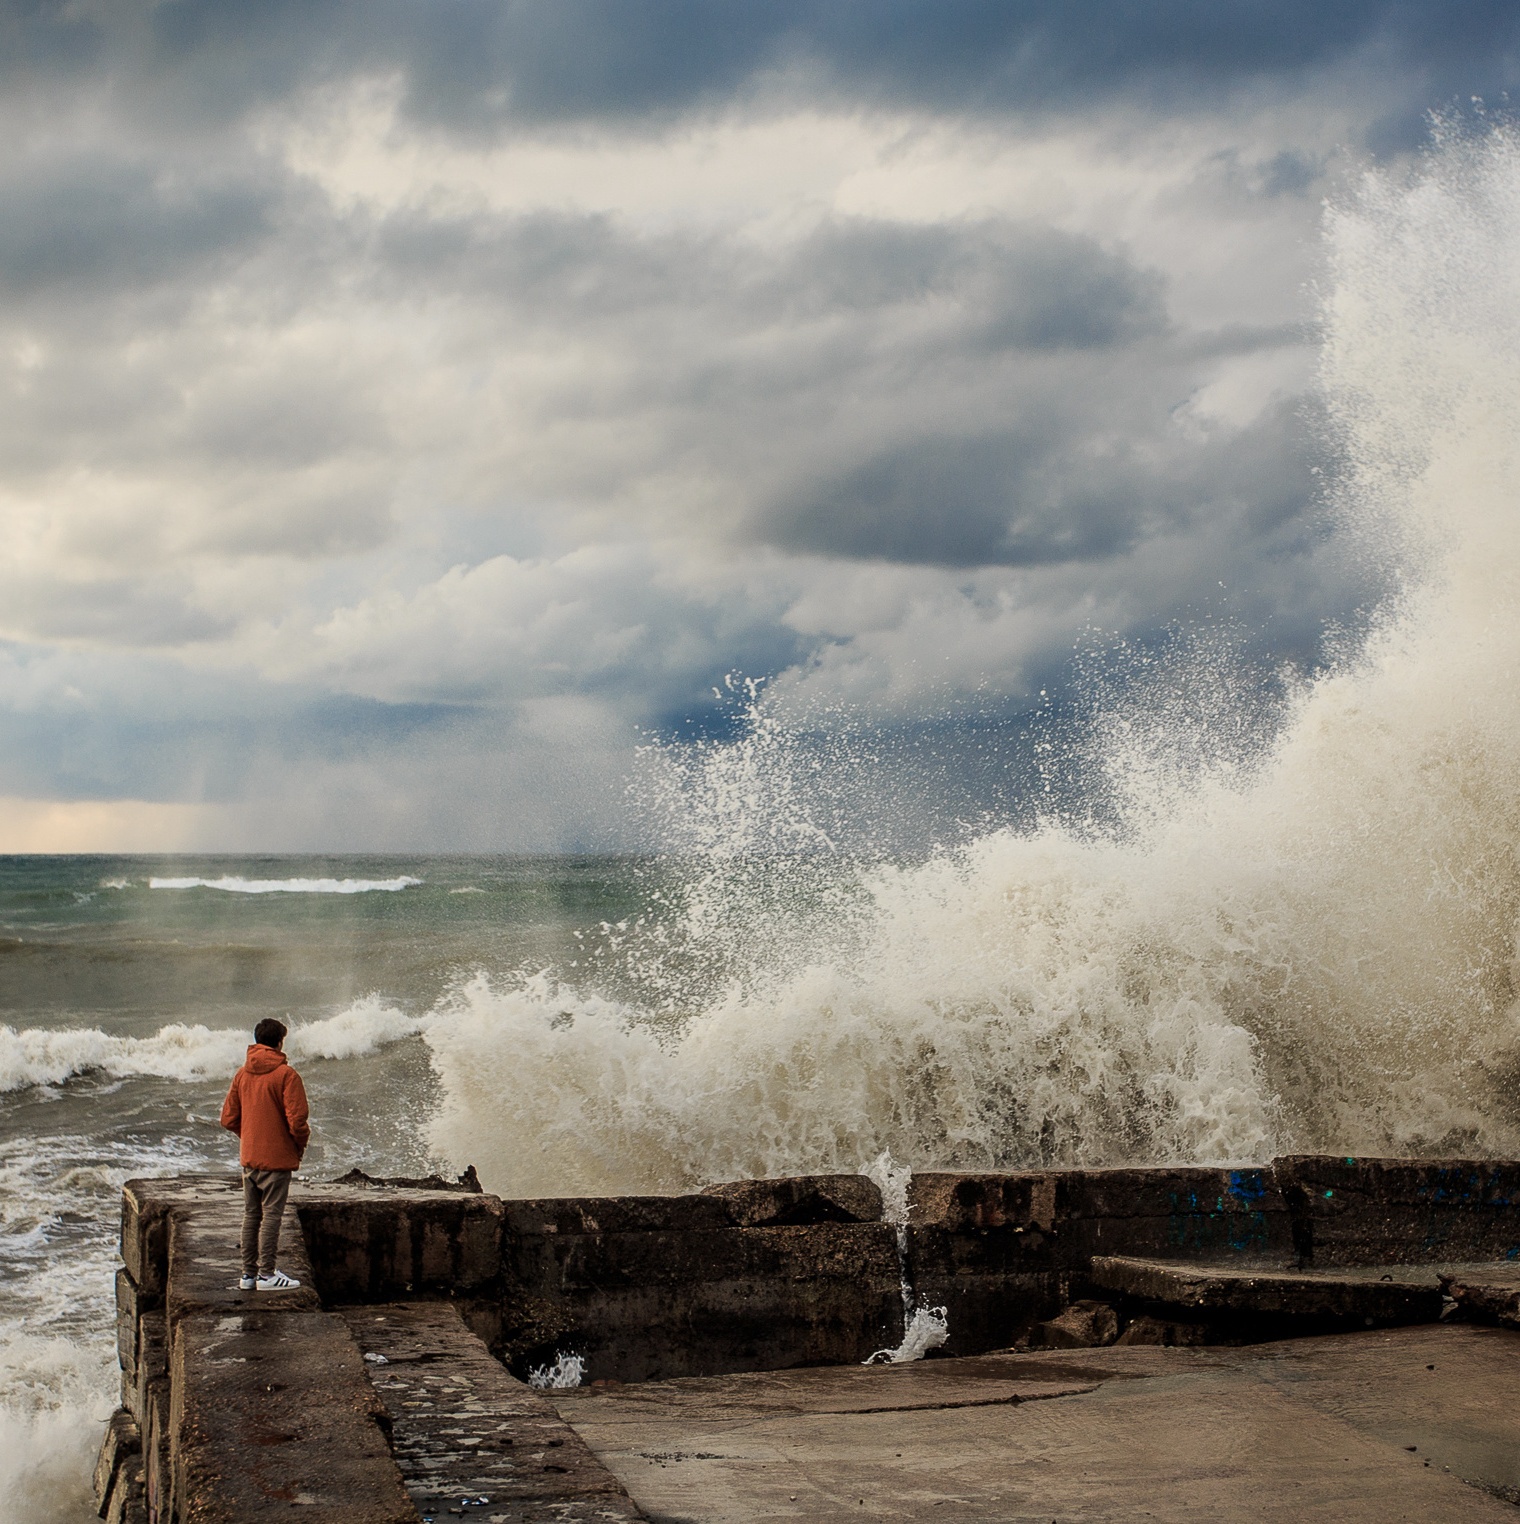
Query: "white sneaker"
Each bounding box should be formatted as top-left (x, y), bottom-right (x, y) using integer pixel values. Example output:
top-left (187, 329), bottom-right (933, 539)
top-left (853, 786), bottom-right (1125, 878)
top-left (255, 1269), bottom-right (301, 1291)
top-left (238, 1275), bottom-right (257, 1290)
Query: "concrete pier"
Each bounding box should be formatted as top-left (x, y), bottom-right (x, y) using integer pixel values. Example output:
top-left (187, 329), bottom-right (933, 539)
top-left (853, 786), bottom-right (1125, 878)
top-left (93, 1156), bottom-right (1520, 1522)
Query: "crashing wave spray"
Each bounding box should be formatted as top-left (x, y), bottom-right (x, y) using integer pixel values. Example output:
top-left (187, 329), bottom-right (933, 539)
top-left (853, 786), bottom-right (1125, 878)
top-left (428, 122), bottom-right (1520, 1196)
top-left (862, 1153), bottom-right (949, 1364)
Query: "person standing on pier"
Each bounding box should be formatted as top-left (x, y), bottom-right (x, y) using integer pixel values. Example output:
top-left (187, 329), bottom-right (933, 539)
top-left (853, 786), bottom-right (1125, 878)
top-left (220, 1018), bottom-right (310, 1291)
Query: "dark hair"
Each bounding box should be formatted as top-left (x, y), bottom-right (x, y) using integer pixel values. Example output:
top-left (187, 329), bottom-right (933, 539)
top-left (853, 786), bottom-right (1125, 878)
top-left (254, 1018), bottom-right (288, 1049)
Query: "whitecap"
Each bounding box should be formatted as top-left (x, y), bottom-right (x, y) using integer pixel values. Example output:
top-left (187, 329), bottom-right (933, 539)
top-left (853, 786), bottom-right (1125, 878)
top-left (0, 997), bottom-right (426, 1093)
top-left (148, 875), bottom-right (421, 894)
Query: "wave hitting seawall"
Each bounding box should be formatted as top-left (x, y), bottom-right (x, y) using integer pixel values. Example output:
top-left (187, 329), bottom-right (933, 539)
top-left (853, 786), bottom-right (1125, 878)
top-left (427, 127), bottom-right (1520, 1198)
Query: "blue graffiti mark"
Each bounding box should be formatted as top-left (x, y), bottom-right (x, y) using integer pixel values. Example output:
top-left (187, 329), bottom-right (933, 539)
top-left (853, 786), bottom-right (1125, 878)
top-left (1228, 1170), bottom-right (1267, 1206)
top-left (1163, 1178), bottom-right (1272, 1254)
top-left (1324, 1190), bottom-right (1334, 1199)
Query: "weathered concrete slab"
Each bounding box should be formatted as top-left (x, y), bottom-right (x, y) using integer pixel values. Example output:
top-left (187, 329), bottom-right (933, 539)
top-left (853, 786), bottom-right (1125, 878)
top-left (171, 1306), bottom-right (417, 1523)
top-left (700, 1175), bottom-right (883, 1226)
top-left (1278, 1156), bottom-right (1520, 1266)
top-left (1226, 1324), bottom-right (1520, 1503)
top-left (1091, 1254), bottom-right (1446, 1328)
top-left (342, 1300), bottom-right (643, 1522)
top-left (501, 1221), bottom-right (905, 1381)
top-left (554, 1326), bottom-right (1520, 1521)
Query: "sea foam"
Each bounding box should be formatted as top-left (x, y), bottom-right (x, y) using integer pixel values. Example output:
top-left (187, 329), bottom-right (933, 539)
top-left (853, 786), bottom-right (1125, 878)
top-left (426, 124), bottom-right (1520, 1198)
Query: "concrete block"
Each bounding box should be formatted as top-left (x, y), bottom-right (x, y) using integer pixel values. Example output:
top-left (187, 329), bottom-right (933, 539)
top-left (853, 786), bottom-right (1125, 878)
top-left (1054, 1167), bottom-right (1291, 1260)
top-left (120, 1184), bottom-right (169, 1304)
top-left (170, 1308), bottom-right (418, 1523)
top-left (903, 1259), bottom-right (1062, 1355)
top-left (120, 1175), bottom-right (238, 1304)
top-left (141, 1377), bottom-right (170, 1524)
top-left (501, 1223), bottom-right (905, 1381)
top-left (701, 1174), bottom-right (884, 1226)
top-left (115, 1270), bottom-right (140, 1385)
top-left (129, 1312), bottom-right (167, 1427)
top-left (1278, 1156), bottom-right (1520, 1265)
top-left (909, 1172), bottom-right (1059, 1234)
top-left (104, 1462), bottom-right (147, 1524)
top-left (1114, 1314), bottom-right (1210, 1346)
top-left (296, 1188), bottom-right (504, 1300)
top-left (93, 1409), bottom-right (140, 1515)
top-left (909, 1167), bottom-right (1289, 1265)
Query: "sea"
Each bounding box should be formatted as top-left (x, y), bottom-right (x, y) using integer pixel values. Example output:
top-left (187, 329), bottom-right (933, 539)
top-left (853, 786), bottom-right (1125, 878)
top-left (11, 116), bottom-right (1520, 1524)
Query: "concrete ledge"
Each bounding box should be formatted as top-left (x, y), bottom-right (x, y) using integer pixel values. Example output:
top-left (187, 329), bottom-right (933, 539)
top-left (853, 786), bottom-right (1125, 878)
top-left (297, 1185), bottom-right (505, 1301)
top-left (1090, 1255), bottom-right (1445, 1328)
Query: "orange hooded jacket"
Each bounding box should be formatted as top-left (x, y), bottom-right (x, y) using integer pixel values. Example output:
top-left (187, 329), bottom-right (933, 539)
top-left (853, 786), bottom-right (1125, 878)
top-left (220, 1044), bottom-right (310, 1171)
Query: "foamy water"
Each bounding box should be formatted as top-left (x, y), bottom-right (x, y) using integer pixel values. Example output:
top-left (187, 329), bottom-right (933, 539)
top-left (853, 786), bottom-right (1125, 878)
top-left (427, 125), bottom-right (1520, 1197)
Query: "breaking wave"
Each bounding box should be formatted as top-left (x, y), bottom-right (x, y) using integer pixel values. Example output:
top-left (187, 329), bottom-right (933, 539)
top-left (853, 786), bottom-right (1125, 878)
top-left (428, 123), bottom-right (1520, 1197)
top-left (0, 996), bottom-right (427, 1093)
top-left (148, 875), bottom-right (421, 894)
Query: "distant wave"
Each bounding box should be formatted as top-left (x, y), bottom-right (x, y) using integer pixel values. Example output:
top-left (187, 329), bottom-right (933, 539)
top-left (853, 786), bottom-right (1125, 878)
top-left (148, 875), bottom-right (422, 894)
top-left (0, 997), bottom-right (429, 1093)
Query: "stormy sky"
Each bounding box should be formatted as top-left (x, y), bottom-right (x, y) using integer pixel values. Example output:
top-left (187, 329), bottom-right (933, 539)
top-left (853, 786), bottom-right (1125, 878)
top-left (1, 1), bottom-right (1516, 851)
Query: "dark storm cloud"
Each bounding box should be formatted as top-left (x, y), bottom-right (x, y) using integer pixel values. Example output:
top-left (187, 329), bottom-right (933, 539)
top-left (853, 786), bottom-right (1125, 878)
top-left (766, 393), bottom-right (1320, 569)
top-left (0, 154), bottom-right (273, 299)
top-left (6, 1), bottom-right (1519, 133)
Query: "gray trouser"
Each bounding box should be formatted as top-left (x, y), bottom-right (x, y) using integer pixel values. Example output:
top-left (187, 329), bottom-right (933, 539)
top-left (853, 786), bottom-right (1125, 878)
top-left (240, 1166), bottom-right (293, 1277)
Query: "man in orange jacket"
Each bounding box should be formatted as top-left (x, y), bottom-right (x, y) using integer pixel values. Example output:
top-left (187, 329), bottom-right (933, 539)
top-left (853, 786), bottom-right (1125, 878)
top-left (220, 1018), bottom-right (310, 1291)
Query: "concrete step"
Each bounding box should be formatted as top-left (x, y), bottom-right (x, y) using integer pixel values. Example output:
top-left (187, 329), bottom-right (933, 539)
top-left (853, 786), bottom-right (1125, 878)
top-left (340, 1301), bottom-right (645, 1523)
top-left (1089, 1255), bottom-right (1454, 1327)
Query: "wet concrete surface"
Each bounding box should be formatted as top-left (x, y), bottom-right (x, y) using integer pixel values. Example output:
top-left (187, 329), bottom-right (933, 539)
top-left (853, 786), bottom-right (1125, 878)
top-left (342, 1301), bottom-right (643, 1523)
top-left (551, 1325), bottom-right (1520, 1522)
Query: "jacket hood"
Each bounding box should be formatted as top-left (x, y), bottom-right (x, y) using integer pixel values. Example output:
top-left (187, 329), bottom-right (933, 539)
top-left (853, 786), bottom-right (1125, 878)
top-left (245, 1043), bottom-right (288, 1074)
